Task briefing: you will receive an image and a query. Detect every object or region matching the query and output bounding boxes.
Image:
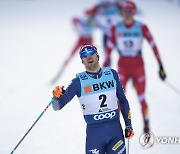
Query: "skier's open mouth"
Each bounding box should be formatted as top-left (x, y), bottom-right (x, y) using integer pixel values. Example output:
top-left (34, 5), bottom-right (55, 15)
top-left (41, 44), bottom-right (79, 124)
top-left (88, 60), bottom-right (93, 63)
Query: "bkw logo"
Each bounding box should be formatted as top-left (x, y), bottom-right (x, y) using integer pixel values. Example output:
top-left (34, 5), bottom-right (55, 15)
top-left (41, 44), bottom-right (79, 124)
top-left (93, 80), bottom-right (114, 91)
top-left (84, 80), bottom-right (115, 93)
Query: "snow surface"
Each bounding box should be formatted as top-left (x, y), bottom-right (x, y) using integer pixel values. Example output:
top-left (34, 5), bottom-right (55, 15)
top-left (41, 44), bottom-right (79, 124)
top-left (0, 0), bottom-right (180, 154)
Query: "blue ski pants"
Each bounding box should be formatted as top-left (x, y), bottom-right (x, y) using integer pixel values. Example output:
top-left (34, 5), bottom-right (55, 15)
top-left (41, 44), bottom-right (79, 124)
top-left (86, 119), bottom-right (126, 154)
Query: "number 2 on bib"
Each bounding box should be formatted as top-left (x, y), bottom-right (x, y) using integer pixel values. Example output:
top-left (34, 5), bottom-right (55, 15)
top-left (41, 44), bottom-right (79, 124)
top-left (99, 94), bottom-right (107, 108)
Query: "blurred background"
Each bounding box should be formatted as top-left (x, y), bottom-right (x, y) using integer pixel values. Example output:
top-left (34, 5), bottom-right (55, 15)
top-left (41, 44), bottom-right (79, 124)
top-left (0, 0), bottom-right (180, 153)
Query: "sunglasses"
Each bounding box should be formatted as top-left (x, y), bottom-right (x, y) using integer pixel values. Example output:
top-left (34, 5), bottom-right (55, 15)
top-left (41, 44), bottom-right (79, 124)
top-left (80, 48), bottom-right (96, 58)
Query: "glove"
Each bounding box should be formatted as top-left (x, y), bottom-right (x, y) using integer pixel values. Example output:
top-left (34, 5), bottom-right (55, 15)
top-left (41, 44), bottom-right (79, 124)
top-left (125, 126), bottom-right (134, 139)
top-left (52, 86), bottom-right (65, 98)
top-left (159, 64), bottom-right (166, 81)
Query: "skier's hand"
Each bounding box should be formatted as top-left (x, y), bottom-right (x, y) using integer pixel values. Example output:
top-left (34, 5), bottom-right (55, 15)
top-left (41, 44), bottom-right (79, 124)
top-left (125, 126), bottom-right (134, 139)
top-left (159, 64), bottom-right (166, 81)
top-left (52, 86), bottom-right (65, 98)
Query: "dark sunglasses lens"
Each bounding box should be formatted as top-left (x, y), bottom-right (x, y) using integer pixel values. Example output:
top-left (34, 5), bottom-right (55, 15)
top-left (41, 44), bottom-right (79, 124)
top-left (81, 52), bottom-right (88, 58)
top-left (80, 49), bottom-right (95, 58)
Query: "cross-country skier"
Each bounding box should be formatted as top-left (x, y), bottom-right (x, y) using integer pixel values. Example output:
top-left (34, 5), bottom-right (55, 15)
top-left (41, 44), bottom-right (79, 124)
top-left (85, 0), bottom-right (123, 66)
top-left (67, 15), bottom-right (94, 62)
top-left (52, 44), bottom-right (134, 154)
top-left (103, 0), bottom-right (167, 133)
top-left (51, 14), bottom-right (94, 84)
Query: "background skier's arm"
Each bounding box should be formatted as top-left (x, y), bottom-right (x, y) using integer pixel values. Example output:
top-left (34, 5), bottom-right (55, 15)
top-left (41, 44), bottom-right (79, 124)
top-left (103, 26), bottom-right (116, 67)
top-left (142, 24), bottom-right (166, 80)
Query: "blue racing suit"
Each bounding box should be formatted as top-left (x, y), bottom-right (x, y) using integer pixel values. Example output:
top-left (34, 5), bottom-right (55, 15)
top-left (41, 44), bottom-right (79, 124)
top-left (52, 67), bottom-right (132, 154)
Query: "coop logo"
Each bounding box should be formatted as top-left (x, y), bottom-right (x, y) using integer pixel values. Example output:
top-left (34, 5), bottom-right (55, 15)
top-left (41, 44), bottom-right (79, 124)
top-left (94, 111), bottom-right (116, 120)
top-left (84, 80), bottom-right (114, 93)
top-left (139, 132), bottom-right (180, 148)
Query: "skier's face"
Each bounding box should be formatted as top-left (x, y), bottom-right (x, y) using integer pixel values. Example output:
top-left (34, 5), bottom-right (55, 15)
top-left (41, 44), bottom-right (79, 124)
top-left (122, 8), bottom-right (135, 20)
top-left (82, 53), bottom-right (99, 72)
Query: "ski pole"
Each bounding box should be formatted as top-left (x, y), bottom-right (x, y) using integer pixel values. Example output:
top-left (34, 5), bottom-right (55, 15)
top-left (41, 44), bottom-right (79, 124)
top-left (10, 99), bottom-right (54, 154)
top-left (165, 80), bottom-right (180, 96)
top-left (127, 139), bottom-right (130, 154)
top-left (50, 59), bottom-right (70, 85)
top-left (51, 67), bottom-right (65, 84)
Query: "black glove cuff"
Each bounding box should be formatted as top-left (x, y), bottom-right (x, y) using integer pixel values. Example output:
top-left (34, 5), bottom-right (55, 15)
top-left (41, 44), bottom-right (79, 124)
top-left (159, 64), bottom-right (164, 70)
top-left (126, 125), bottom-right (133, 130)
top-left (62, 88), bottom-right (66, 94)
